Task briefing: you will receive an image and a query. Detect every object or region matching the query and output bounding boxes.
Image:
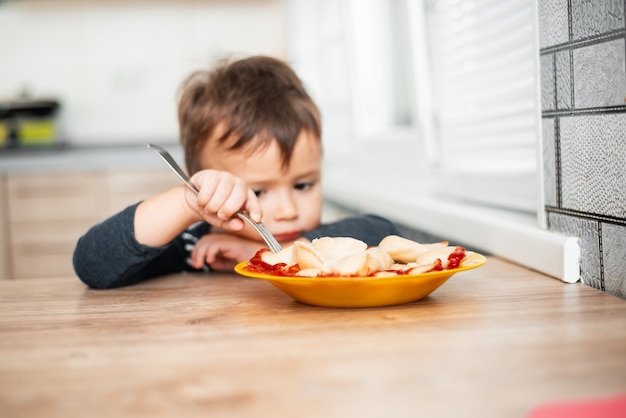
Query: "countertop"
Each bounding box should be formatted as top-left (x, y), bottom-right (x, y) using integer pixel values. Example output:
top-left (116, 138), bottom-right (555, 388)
top-left (1, 257), bottom-right (625, 418)
top-left (0, 143), bottom-right (184, 174)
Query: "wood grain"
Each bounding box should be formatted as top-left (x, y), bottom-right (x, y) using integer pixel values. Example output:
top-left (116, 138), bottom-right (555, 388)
top-left (1, 257), bottom-right (625, 418)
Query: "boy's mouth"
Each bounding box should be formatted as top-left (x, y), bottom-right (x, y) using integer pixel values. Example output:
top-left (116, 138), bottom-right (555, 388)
top-left (273, 231), bottom-right (301, 242)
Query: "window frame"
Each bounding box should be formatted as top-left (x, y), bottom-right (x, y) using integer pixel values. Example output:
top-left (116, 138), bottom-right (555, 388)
top-left (285, 0), bottom-right (578, 282)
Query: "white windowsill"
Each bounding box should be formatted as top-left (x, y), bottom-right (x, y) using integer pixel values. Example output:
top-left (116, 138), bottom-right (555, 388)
top-left (323, 176), bottom-right (580, 284)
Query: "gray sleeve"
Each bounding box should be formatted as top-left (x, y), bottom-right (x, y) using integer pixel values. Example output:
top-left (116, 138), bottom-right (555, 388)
top-left (302, 214), bottom-right (402, 246)
top-left (72, 203), bottom-right (206, 289)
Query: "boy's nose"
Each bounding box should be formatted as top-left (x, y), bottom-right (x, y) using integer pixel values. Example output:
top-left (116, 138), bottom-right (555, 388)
top-left (274, 192), bottom-right (298, 220)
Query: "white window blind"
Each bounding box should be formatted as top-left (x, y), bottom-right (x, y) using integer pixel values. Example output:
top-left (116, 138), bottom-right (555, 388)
top-left (426, 0), bottom-right (540, 213)
top-left (286, 0), bottom-right (541, 213)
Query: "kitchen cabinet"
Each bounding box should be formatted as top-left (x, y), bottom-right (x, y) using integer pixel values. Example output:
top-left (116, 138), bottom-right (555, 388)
top-left (0, 176), bottom-right (10, 279)
top-left (6, 172), bottom-right (107, 279)
top-left (2, 168), bottom-right (179, 280)
top-left (105, 169), bottom-right (179, 216)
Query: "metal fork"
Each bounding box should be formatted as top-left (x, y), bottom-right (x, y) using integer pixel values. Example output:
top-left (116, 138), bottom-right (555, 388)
top-left (147, 144), bottom-right (282, 253)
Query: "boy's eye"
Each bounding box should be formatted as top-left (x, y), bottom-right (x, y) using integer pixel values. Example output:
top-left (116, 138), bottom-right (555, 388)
top-left (294, 181), bottom-right (314, 191)
top-left (253, 189), bottom-right (265, 197)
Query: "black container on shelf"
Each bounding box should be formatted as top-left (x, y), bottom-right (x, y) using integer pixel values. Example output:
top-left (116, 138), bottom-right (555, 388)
top-left (0, 99), bottom-right (61, 149)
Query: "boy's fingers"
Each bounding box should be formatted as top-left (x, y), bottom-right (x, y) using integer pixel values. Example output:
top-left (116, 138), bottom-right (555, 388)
top-left (192, 171), bottom-right (219, 205)
top-left (190, 170), bottom-right (261, 226)
top-left (222, 217), bottom-right (245, 231)
top-left (204, 176), bottom-right (236, 216)
top-left (245, 189), bottom-right (263, 222)
top-left (190, 243), bottom-right (206, 268)
top-left (214, 183), bottom-right (249, 220)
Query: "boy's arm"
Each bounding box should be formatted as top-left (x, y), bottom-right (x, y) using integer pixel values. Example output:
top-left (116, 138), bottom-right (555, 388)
top-left (72, 203), bottom-right (207, 289)
top-left (134, 174), bottom-right (262, 247)
top-left (73, 170), bottom-right (263, 288)
top-left (302, 214), bottom-right (402, 246)
top-left (133, 185), bottom-right (201, 247)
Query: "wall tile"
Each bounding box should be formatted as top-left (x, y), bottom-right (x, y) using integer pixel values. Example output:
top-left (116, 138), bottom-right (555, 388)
top-left (542, 117), bottom-right (557, 207)
top-left (538, 0), bottom-right (570, 48)
top-left (560, 114), bottom-right (626, 218)
top-left (573, 38), bottom-right (626, 108)
top-left (555, 50), bottom-right (572, 109)
top-left (540, 0), bottom-right (626, 300)
top-left (571, 0), bottom-right (625, 40)
top-left (540, 54), bottom-right (556, 111)
top-left (602, 223), bottom-right (626, 298)
top-left (548, 212), bottom-right (602, 289)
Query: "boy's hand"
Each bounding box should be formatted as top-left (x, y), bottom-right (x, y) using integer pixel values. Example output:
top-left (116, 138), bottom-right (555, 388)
top-left (186, 169), bottom-right (263, 231)
top-left (189, 233), bottom-right (263, 271)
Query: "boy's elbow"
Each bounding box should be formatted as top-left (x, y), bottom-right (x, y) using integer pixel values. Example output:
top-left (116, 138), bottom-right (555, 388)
top-left (73, 261), bottom-right (109, 290)
top-left (72, 243), bottom-right (115, 289)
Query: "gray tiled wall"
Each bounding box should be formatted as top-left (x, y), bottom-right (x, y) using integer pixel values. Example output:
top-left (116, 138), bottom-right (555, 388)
top-left (538, 0), bottom-right (626, 299)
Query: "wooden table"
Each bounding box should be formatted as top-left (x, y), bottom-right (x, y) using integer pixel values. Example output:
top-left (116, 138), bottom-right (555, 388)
top-left (1, 257), bottom-right (625, 418)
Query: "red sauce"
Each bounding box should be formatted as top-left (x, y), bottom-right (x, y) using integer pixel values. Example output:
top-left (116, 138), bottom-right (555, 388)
top-left (244, 249), bottom-right (301, 276)
top-left (446, 246), bottom-right (466, 269)
top-left (426, 259), bottom-right (444, 272)
top-left (244, 246), bottom-right (467, 277)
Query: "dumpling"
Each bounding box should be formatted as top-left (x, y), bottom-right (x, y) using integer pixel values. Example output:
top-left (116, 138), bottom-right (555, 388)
top-left (378, 235), bottom-right (448, 263)
top-left (292, 237), bottom-right (368, 270)
top-left (319, 247), bottom-right (394, 276)
top-left (292, 241), bottom-right (325, 269)
top-left (415, 246), bottom-right (458, 268)
top-left (406, 262), bottom-right (439, 275)
top-left (261, 245), bottom-right (295, 265)
top-left (321, 252), bottom-right (370, 276)
top-left (311, 236), bottom-right (368, 259)
top-left (364, 247), bottom-right (394, 271)
top-left (251, 235), bottom-right (464, 278)
top-left (296, 268), bottom-right (321, 277)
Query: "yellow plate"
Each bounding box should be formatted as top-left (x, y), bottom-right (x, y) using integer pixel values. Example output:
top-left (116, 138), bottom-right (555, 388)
top-left (234, 252), bottom-right (487, 308)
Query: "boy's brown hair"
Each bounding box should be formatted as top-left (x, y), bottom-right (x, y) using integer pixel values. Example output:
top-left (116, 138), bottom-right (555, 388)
top-left (177, 55), bottom-right (322, 174)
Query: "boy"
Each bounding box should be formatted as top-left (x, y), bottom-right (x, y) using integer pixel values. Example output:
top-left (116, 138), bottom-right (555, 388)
top-left (73, 56), bottom-right (401, 289)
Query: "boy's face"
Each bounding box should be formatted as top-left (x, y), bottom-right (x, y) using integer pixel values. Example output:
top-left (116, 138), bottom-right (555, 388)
top-left (200, 130), bottom-right (323, 243)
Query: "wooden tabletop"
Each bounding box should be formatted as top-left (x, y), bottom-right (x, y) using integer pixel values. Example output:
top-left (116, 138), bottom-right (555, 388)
top-left (1, 257), bottom-right (625, 418)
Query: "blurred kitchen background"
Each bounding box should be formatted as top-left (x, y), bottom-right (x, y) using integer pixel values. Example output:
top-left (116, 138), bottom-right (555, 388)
top-left (0, 0), bottom-right (285, 146)
top-left (0, 0), bottom-right (624, 299)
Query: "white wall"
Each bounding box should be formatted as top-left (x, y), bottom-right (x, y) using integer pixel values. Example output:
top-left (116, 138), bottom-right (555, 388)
top-left (0, 0), bottom-right (285, 145)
